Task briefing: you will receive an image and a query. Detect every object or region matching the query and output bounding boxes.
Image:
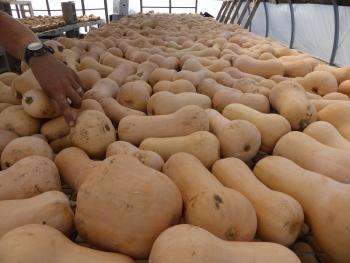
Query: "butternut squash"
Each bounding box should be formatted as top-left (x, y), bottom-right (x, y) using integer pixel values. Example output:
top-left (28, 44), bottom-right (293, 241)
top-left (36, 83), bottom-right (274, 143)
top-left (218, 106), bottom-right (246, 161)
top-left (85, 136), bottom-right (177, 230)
top-left (323, 92), bottom-right (349, 100)
top-left (153, 79), bottom-right (196, 94)
top-left (0, 129), bottom-right (18, 156)
top-left (80, 57), bottom-right (114, 77)
top-left (22, 89), bottom-right (60, 118)
top-left (0, 156), bottom-right (60, 201)
top-left (233, 55), bottom-right (284, 78)
top-left (163, 153), bottom-right (257, 241)
top-left (0, 224), bottom-right (135, 263)
top-left (0, 105), bottom-right (41, 136)
top-left (100, 52), bottom-right (138, 68)
top-left (40, 99), bottom-right (104, 142)
top-left (11, 69), bottom-right (40, 95)
top-left (173, 70), bottom-right (211, 87)
top-left (311, 99), bottom-right (349, 111)
top-left (299, 71), bottom-right (338, 95)
top-left (147, 91), bottom-right (211, 115)
top-left (148, 54), bottom-right (179, 70)
top-left (118, 105), bottom-right (209, 145)
top-left (212, 158), bottom-right (303, 246)
top-left (318, 102), bottom-right (350, 140)
top-left (107, 46), bottom-right (123, 57)
top-left (273, 131), bottom-right (350, 183)
top-left (1, 136), bottom-right (54, 169)
top-left (149, 224), bottom-right (301, 263)
top-left (0, 72), bottom-right (18, 86)
top-left (83, 78), bottom-right (119, 103)
top-left (269, 80), bottom-right (317, 130)
top-left (233, 78), bottom-right (270, 97)
top-left (223, 104), bottom-right (291, 152)
top-left (197, 78), bottom-right (231, 98)
top-left (338, 80), bottom-right (350, 95)
top-left (303, 121), bottom-right (350, 150)
top-left (282, 59), bottom-right (313, 78)
top-left (0, 191), bottom-right (74, 238)
top-left (140, 131), bottom-right (219, 168)
top-left (254, 156), bottom-right (350, 263)
top-left (0, 103), bottom-right (11, 113)
top-left (125, 61), bottom-right (158, 83)
top-left (149, 68), bottom-right (177, 86)
top-left (314, 64), bottom-right (350, 84)
top-left (0, 81), bottom-right (21, 105)
top-left (117, 81), bottom-right (151, 112)
top-left (106, 141), bottom-right (164, 171)
top-left (107, 63), bottom-right (136, 86)
top-left (213, 88), bottom-right (270, 113)
top-left (75, 154), bottom-right (182, 258)
top-left (206, 109), bottom-right (261, 161)
top-left (101, 97), bottom-right (146, 123)
top-left (76, 69), bottom-right (101, 91)
top-left (50, 110), bottom-right (116, 158)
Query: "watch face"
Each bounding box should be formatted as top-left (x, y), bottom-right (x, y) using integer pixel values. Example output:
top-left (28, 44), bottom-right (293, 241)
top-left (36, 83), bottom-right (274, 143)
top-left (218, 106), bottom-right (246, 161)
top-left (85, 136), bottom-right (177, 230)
top-left (28, 42), bottom-right (43, 51)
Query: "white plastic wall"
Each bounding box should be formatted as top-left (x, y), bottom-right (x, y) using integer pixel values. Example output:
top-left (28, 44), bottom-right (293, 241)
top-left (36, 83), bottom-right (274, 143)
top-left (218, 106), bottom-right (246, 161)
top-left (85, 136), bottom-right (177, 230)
top-left (250, 3), bottom-right (350, 66)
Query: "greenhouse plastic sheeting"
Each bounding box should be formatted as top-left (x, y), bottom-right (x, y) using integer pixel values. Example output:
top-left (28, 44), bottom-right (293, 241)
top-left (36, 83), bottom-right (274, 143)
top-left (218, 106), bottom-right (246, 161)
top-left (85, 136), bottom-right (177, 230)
top-left (250, 3), bottom-right (350, 66)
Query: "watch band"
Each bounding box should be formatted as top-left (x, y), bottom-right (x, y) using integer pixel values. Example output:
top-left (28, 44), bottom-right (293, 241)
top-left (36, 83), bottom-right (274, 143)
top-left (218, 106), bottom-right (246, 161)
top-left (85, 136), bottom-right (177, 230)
top-left (24, 44), bottom-right (55, 64)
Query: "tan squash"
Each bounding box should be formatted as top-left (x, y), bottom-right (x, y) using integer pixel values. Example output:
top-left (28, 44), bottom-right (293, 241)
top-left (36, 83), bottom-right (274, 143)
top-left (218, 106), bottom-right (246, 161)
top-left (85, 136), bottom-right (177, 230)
top-left (197, 78), bottom-right (231, 98)
top-left (323, 92), bottom-right (349, 100)
top-left (338, 80), bottom-right (350, 95)
top-left (100, 51), bottom-right (138, 68)
top-left (254, 156), bottom-right (350, 263)
top-left (224, 67), bottom-right (265, 82)
top-left (118, 105), bottom-right (209, 145)
top-left (0, 129), bottom-right (18, 156)
top-left (233, 55), bottom-right (284, 78)
top-left (213, 71), bottom-right (237, 87)
top-left (0, 105), bottom-right (41, 136)
top-left (282, 59), bottom-right (313, 78)
top-left (83, 78), bottom-right (119, 103)
top-left (149, 68), bottom-right (177, 86)
top-left (125, 61), bottom-right (158, 83)
top-left (22, 89), bottom-right (60, 118)
top-left (0, 156), bottom-right (60, 201)
top-left (107, 63), bottom-right (136, 86)
top-left (0, 191), bottom-right (74, 238)
top-left (153, 79), bottom-right (196, 94)
top-left (117, 81), bottom-right (151, 112)
top-left (223, 104), bottom-right (291, 152)
top-left (140, 131), bottom-right (219, 168)
top-left (298, 71), bottom-right (338, 95)
top-left (11, 69), bottom-right (41, 95)
top-left (1, 136), bottom-right (54, 169)
top-left (212, 158), bottom-right (303, 246)
top-left (76, 69), bottom-right (101, 91)
top-left (0, 224), bottom-right (135, 263)
top-left (39, 98), bottom-right (104, 142)
top-left (206, 109), bottom-right (261, 161)
top-left (311, 99), bottom-right (349, 111)
top-left (101, 97), bottom-right (146, 123)
top-left (80, 57), bottom-right (114, 77)
top-left (148, 54), bottom-right (179, 70)
top-left (55, 147), bottom-right (101, 190)
top-left (0, 72), bottom-right (19, 86)
top-left (273, 131), bottom-right (350, 183)
top-left (173, 70), bottom-right (211, 87)
top-left (163, 153), bottom-right (257, 241)
top-left (149, 224), bottom-right (301, 263)
top-left (106, 141), bottom-right (164, 171)
top-left (318, 102), bottom-right (350, 140)
top-left (147, 91), bottom-right (211, 115)
top-left (233, 78), bottom-right (270, 97)
top-left (314, 64), bottom-right (350, 84)
top-left (75, 154), bottom-right (182, 258)
top-left (269, 80), bottom-right (317, 130)
top-left (0, 81), bottom-right (21, 104)
top-left (50, 110), bottom-right (116, 158)
top-left (0, 103), bottom-right (11, 113)
top-left (303, 121), bottom-right (350, 150)
top-left (213, 88), bottom-right (270, 113)
top-left (107, 46), bottom-right (123, 57)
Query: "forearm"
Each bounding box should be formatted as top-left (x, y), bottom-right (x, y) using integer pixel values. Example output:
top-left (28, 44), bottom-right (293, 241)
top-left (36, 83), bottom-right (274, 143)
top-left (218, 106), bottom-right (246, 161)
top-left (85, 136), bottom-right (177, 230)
top-left (0, 11), bottom-right (38, 60)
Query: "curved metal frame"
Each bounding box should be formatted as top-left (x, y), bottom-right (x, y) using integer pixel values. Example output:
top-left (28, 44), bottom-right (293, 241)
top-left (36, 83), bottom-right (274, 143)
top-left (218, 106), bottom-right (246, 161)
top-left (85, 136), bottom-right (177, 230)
top-left (330, 0), bottom-right (340, 65)
top-left (237, 0), bottom-right (252, 25)
top-left (230, 0), bottom-right (244, 23)
top-left (263, 0), bottom-right (269, 37)
top-left (288, 0), bottom-right (295, 48)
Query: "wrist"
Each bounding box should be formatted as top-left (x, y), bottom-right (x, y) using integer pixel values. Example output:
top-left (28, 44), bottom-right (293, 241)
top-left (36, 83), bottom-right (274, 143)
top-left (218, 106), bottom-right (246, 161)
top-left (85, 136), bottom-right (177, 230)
top-left (25, 42), bottom-right (54, 65)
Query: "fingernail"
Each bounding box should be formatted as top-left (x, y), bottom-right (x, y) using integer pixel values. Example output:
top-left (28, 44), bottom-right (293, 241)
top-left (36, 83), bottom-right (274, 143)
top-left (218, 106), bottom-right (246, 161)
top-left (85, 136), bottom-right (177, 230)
top-left (69, 121), bottom-right (75, 127)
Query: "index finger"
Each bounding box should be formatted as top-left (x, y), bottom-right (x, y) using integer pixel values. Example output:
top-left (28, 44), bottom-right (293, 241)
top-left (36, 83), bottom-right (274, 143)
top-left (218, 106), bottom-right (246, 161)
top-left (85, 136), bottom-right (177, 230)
top-left (56, 94), bottom-right (77, 127)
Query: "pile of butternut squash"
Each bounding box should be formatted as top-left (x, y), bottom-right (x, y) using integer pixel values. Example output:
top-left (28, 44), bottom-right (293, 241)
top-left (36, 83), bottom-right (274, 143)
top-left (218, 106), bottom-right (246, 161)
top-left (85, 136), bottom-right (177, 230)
top-left (1, 13), bottom-right (350, 263)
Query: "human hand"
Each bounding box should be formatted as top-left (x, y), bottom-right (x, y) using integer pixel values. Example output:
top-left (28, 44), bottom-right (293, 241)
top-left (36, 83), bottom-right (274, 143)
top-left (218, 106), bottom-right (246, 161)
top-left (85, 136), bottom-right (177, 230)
top-left (29, 53), bottom-right (84, 126)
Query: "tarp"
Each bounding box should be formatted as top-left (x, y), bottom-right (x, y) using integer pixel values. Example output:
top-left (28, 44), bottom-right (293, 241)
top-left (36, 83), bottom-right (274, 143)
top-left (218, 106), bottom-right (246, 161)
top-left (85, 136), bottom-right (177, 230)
top-left (250, 3), bottom-right (350, 66)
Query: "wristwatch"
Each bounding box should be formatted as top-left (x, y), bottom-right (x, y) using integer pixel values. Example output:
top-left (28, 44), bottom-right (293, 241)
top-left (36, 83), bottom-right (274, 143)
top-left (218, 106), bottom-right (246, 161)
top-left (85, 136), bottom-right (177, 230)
top-left (24, 42), bottom-right (54, 64)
